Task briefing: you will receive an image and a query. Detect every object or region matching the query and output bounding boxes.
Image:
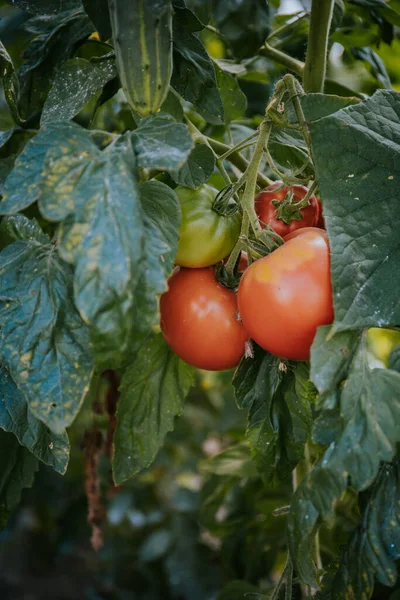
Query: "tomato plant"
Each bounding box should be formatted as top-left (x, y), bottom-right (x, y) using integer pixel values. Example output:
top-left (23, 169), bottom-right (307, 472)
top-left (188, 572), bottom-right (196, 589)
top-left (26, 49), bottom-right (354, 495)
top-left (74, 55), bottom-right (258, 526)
top-left (0, 0), bottom-right (400, 599)
top-left (160, 267), bottom-right (248, 370)
top-left (255, 182), bottom-right (319, 236)
top-left (174, 184), bottom-right (241, 267)
top-left (238, 228), bottom-right (333, 360)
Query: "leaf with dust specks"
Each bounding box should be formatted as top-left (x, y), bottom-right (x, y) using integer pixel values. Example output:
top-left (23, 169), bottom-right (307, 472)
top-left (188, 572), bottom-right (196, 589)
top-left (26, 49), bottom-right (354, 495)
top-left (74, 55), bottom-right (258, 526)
top-left (0, 365), bottom-right (69, 474)
top-left (0, 238), bottom-right (93, 434)
top-left (0, 122), bottom-right (87, 215)
top-left (131, 113), bottom-right (194, 171)
top-left (41, 56), bottom-right (116, 124)
top-left (113, 335), bottom-right (195, 484)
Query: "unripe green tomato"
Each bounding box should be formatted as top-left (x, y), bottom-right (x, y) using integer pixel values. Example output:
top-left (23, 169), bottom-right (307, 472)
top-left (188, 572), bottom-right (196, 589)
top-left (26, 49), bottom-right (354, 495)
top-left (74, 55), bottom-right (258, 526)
top-left (175, 185), bottom-right (241, 268)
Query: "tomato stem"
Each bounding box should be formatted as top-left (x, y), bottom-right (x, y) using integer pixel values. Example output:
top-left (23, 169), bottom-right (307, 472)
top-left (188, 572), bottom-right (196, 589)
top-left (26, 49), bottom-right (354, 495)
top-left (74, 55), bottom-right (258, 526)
top-left (241, 119), bottom-right (272, 237)
top-left (218, 131), bottom-right (259, 161)
top-left (303, 0), bottom-right (335, 93)
top-left (266, 11), bottom-right (307, 42)
top-left (283, 74), bottom-right (313, 152)
top-left (293, 179), bottom-right (318, 209)
top-left (206, 136), bottom-right (272, 188)
top-left (259, 43), bottom-right (304, 77)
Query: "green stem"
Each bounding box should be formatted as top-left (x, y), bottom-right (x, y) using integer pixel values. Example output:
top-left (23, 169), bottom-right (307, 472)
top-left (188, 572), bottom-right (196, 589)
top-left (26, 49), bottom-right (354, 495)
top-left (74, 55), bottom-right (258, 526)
top-left (219, 131), bottom-right (259, 161)
top-left (216, 158), bottom-right (233, 186)
top-left (267, 11), bottom-right (307, 41)
top-left (206, 136), bottom-right (271, 188)
top-left (259, 43), bottom-right (304, 77)
top-left (283, 74), bottom-right (312, 151)
top-left (303, 0), bottom-right (335, 93)
top-left (294, 179), bottom-right (318, 209)
top-left (242, 120), bottom-right (272, 236)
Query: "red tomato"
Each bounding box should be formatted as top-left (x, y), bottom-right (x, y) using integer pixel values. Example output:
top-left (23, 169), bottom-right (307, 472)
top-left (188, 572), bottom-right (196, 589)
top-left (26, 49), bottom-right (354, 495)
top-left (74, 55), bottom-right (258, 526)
top-left (316, 198), bottom-right (326, 229)
top-left (237, 228), bottom-right (333, 361)
top-left (160, 267), bottom-right (249, 370)
top-left (255, 182), bottom-right (319, 237)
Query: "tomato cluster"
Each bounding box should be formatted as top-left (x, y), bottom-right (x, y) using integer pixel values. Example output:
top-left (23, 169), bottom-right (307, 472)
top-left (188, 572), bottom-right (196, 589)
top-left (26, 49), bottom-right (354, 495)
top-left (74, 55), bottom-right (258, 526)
top-left (160, 183), bottom-right (333, 370)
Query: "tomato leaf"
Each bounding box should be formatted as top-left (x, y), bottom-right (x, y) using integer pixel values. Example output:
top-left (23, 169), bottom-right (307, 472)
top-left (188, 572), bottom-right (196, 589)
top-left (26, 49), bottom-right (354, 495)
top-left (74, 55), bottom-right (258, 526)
top-left (18, 10), bottom-right (93, 119)
top-left (0, 429), bottom-right (38, 531)
top-left (0, 364), bottom-right (69, 474)
top-left (133, 180), bottom-right (181, 333)
top-left (82, 0), bottom-right (112, 40)
top-left (327, 462), bottom-right (400, 598)
top-left (171, 143), bottom-right (215, 189)
top-left (297, 93), bottom-right (360, 122)
top-left (6, 0), bottom-right (82, 14)
top-left (172, 0), bottom-right (205, 31)
top-left (233, 347), bottom-right (313, 485)
top-left (131, 113), bottom-right (194, 171)
top-left (113, 335), bottom-right (195, 484)
top-left (0, 238), bottom-right (93, 434)
top-left (0, 214), bottom-right (49, 244)
top-left (289, 330), bottom-right (400, 586)
top-left (211, 0), bottom-right (270, 59)
top-left (41, 57), bottom-right (116, 124)
top-left (0, 41), bottom-right (24, 126)
top-left (310, 90), bottom-right (400, 334)
top-left (172, 24), bottom-right (224, 124)
top-left (0, 121), bottom-right (85, 215)
top-left (215, 64), bottom-right (247, 123)
top-left (37, 127), bottom-right (143, 366)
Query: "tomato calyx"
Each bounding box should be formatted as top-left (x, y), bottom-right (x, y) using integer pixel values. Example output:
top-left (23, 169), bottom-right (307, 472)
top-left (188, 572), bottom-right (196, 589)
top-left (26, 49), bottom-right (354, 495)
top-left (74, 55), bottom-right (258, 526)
top-left (271, 189), bottom-right (310, 225)
top-left (212, 184), bottom-right (240, 217)
top-left (215, 261), bottom-right (242, 290)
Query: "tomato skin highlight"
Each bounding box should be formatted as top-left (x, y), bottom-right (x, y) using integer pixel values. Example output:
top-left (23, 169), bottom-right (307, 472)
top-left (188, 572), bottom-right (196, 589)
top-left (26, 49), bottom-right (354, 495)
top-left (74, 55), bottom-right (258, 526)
top-left (175, 185), bottom-right (241, 268)
top-left (160, 267), bottom-right (249, 370)
top-left (238, 228), bottom-right (333, 361)
top-left (255, 182), bottom-right (319, 237)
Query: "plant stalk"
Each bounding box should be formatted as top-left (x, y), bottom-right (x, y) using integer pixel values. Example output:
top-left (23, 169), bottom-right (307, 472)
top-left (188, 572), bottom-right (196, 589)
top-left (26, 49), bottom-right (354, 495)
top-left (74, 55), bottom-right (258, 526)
top-left (259, 43), bottom-right (304, 76)
top-left (303, 0), bottom-right (335, 93)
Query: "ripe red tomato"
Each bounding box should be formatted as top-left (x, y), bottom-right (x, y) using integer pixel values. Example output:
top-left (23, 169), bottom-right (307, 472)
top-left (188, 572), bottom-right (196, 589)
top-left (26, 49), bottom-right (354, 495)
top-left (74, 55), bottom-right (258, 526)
top-left (160, 267), bottom-right (249, 370)
top-left (255, 182), bottom-right (319, 237)
top-left (237, 228), bottom-right (333, 361)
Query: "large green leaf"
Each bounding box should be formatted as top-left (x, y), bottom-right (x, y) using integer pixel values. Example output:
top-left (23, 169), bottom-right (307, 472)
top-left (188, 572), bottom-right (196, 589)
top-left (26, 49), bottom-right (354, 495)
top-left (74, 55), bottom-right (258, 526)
top-left (233, 347), bottom-right (313, 485)
top-left (288, 331), bottom-right (400, 586)
top-left (0, 429), bottom-right (38, 529)
top-left (0, 364), bottom-right (69, 474)
top-left (171, 143), bottom-right (215, 189)
top-left (211, 0), bottom-right (270, 59)
top-left (0, 238), bottom-right (93, 434)
top-left (172, 24), bottom-right (224, 124)
top-left (330, 462), bottom-right (400, 599)
top-left (113, 335), bottom-right (195, 484)
top-left (131, 113), bottom-right (194, 171)
top-left (309, 90), bottom-right (400, 334)
top-left (41, 57), bottom-right (116, 124)
top-left (37, 128), bottom-right (142, 366)
top-left (0, 121), bottom-right (183, 367)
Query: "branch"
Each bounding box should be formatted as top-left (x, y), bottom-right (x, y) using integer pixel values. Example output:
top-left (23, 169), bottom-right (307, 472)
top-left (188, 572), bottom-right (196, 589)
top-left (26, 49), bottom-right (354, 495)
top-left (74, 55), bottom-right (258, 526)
top-left (303, 0), bottom-right (335, 93)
